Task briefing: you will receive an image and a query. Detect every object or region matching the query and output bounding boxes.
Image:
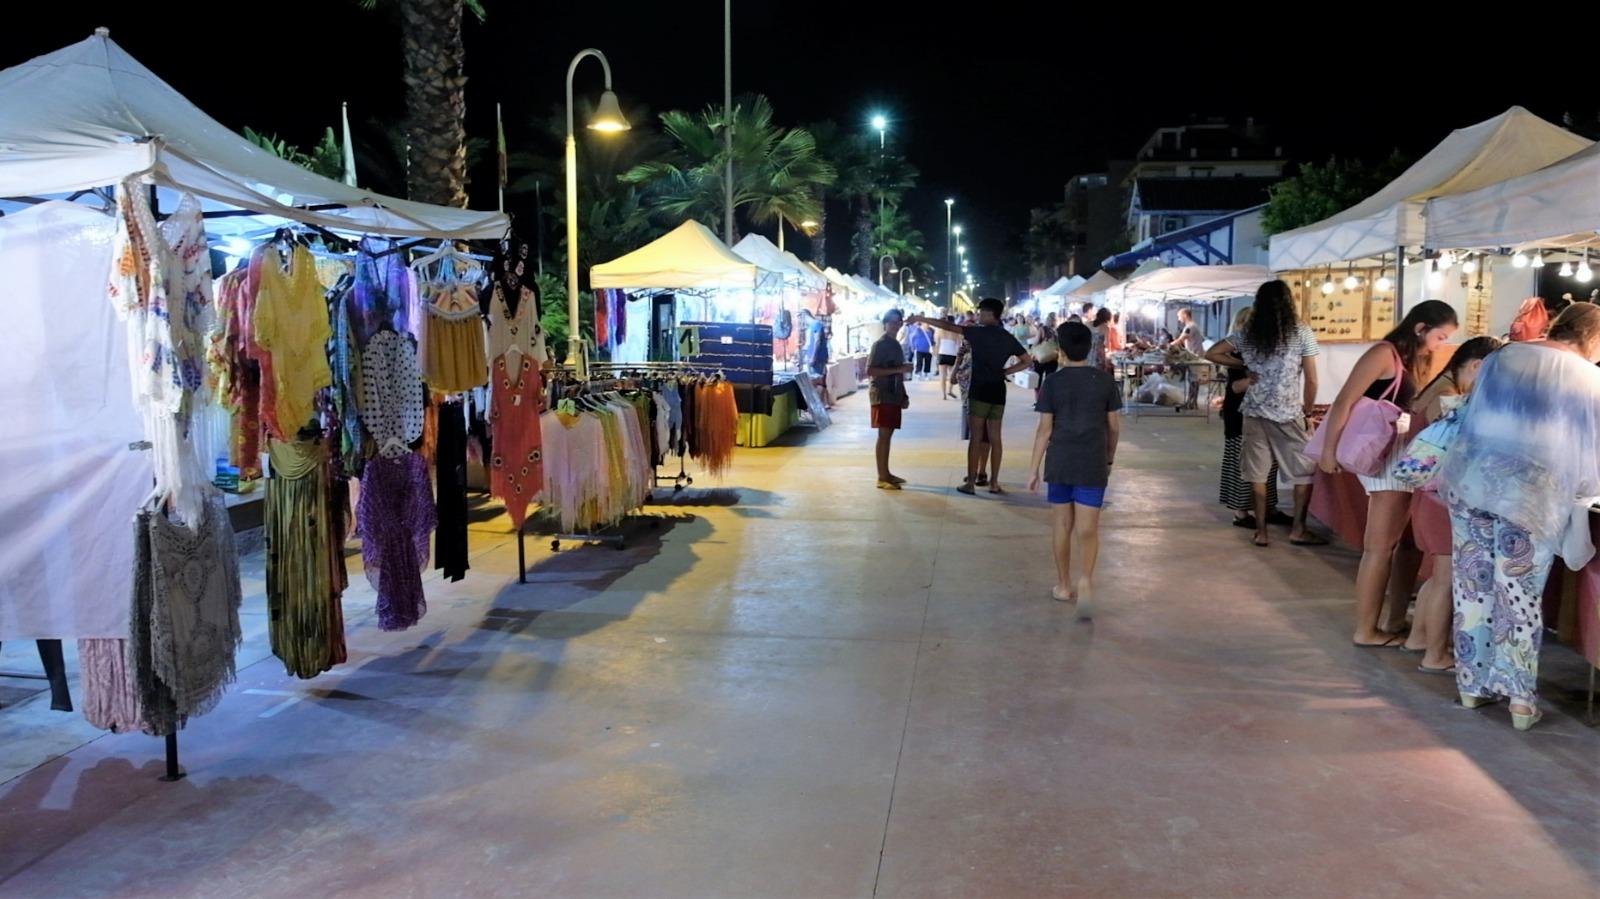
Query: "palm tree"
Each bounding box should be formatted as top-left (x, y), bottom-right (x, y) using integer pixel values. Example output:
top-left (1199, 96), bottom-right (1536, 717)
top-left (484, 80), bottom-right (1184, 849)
top-left (623, 95), bottom-right (835, 243)
top-left (804, 121), bottom-right (866, 267)
top-left (837, 140), bottom-right (918, 277)
top-left (360, 0), bottom-right (485, 207)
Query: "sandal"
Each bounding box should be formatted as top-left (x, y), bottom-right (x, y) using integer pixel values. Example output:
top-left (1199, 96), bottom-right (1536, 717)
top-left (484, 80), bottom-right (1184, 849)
top-left (1416, 664), bottom-right (1456, 676)
top-left (1289, 532), bottom-right (1329, 546)
top-left (1232, 515), bottom-right (1258, 530)
top-left (956, 483), bottom-right (977, 496)
top-left (989, 484), bottom-right (1007, 495)
top-left (1353, 634), bottom-right (1406, 649)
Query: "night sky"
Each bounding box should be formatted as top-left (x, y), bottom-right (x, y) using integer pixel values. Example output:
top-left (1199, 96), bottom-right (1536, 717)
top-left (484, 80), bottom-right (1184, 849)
top-left (19, 3), bottom-right (1599, 284)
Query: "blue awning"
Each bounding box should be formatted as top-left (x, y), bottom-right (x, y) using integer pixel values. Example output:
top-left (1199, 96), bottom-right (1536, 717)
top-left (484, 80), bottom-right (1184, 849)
top-left (1104, 205), bottom-right (1264, 270)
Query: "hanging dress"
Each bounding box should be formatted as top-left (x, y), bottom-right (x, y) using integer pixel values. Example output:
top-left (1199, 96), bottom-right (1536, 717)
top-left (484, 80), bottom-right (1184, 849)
top-left (421, 276), bottom-right (489, 393)
top-left (351, 238), bottom-right (416, 347)
top-left (360, 329), bottom-right (426, 459)
top-left (435, 399), bottom-right (471, 582)
top-left (265, 438), bottom-right (347, 679)
top-left (129, 492), bottom-right (243, 735)
top-left (254, 244), bottom-right (333, 439)
top-left (483, 237), bottom-right (547, 529)
top-left (358, 451), bottom-right (437, 630)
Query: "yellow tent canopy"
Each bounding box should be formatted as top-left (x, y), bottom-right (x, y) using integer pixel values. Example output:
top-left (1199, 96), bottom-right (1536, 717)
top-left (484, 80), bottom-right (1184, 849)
top-left (951, 291), bottom-right (975, 313)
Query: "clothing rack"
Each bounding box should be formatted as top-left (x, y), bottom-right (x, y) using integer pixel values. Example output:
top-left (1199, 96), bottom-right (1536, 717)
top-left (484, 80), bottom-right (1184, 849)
top-left (585, 362), bottom-right (724, 488)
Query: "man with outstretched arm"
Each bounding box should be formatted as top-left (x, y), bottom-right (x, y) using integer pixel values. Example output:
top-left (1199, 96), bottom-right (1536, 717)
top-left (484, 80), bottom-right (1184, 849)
top-left (909, 297), bottom-right (1033, 495)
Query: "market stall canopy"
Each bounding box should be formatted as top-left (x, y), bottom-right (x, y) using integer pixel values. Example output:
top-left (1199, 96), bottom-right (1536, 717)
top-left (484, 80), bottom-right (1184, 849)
top-left (1269, 107), bottom-right (1589, 270)
top-left (0, 31), bottom-right (510, 240)
top-left (1107, 264), bottom-right (1273, 304)
top-left (591, 220), bottom-right (773, 291)
top-left (1424, 140), bottom-right (1600, 251)
top-left (1064, 270), bottom-right (1121, 299)
top-left (1037, 275), bottom-right (1086, 298)
top-left (731, 233), bottom-right (827, 289)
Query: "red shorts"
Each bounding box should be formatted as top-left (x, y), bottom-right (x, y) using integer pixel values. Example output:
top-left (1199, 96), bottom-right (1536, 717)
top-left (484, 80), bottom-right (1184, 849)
top-left (871, 404), bottom-right (903, 430)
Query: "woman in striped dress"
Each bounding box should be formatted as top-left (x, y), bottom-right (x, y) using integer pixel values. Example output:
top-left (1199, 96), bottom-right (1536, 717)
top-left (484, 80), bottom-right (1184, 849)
top-left (1220, 307), bottom-right (1278, 527)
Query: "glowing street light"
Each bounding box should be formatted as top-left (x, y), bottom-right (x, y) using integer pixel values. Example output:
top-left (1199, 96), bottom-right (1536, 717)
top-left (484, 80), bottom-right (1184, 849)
top-left (565, 49), bottom-right (630, 376)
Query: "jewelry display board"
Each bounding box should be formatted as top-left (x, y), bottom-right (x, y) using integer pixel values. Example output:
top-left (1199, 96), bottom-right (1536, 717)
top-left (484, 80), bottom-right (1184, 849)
top-left (1289, 269), bottom-right (1396, 343)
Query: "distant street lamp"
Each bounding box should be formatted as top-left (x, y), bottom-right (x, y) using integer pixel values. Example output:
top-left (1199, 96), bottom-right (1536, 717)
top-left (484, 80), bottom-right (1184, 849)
top-left (898, 270), bottom-right (915, 293)
top-left (945, 199), bottom-right (955, 306)
top-left (565, 49), bottom-right (630, 377)
top-left (878, 253), bottom-right (898, 286)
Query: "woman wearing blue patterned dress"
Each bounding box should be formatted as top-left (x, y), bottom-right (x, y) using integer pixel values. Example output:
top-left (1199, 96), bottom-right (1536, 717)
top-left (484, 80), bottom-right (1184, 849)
top-left (1441, 304), bottom-right (1600, 730)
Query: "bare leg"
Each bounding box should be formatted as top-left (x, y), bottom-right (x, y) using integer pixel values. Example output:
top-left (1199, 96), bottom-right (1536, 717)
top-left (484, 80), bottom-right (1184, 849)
top-left (875, 428), bottom-right (894, 482)
top-left (987, 419), bottom-right (1005, 491)
top-left (1353, 491), bottom-right (1412, 645)
top-left (1253, 482), bottom-right (1270, 546)
top-left (940, 365), bottom-right (953, 397)
top-left (963, 419), bottom-right (986, 488)
top-left (1415, 560), bottom-right (1455, 669)
top-left (1073, 503), bottom-right (1103, 589)
top-left (1384, 536), bottom-right (1423, 634)
top-left (1052, 502), bottom-right (1075, 596)
top-left (1290, 483), bottom-right (1314, 541)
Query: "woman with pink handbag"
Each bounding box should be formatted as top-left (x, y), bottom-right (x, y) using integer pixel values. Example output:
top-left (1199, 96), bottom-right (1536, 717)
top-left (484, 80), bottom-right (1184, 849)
top-left (1313, 300), bottom-right (1458, 648)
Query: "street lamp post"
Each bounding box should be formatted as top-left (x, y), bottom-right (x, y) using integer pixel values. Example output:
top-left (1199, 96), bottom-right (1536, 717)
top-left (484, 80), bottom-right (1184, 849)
top-left (898, 270), bottom-right (914, 294)
top-left (566, 49), bottom-right (630, 378)
top-left (944, 199), bottom-right (954, 308)
top-left (872, 114), bottom-right (888, 261)
top-left (878, 253), bottom-right (898, 286)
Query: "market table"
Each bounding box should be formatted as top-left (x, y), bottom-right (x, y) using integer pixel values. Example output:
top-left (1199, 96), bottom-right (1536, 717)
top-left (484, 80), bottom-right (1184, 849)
top-left (1115, 359), bottom-right (1219, 421)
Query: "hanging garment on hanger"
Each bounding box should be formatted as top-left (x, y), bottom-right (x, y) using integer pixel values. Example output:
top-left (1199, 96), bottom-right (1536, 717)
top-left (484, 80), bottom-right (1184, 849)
top-left (358, 451), bottom-right (436, 630)
top-left (328, 277), bottom-right (367, 476)
top-left (352, 238), bottom-right (415, 347)
top-left (489, 351), bottom-right (546, 528)
top-left (211, 268), bottom-right (266, 480)
top-left (78, 638), bottom-right (147, 733)
top-left (108, 184), bottom-right (216, 528)
top-left (254, 243), bottom-right (333, 439)
top-left (435, 399), bottom-right (470, 582)
top-left (421, 302), bottom-right (489, 393)
top-left (266, 438), bottom-right (347, 679)
top-left (483, 235), bottom-right (547, 367)
top-left (360, 329), bottom-right (426, 459)
top-left (698, 380), bottom-right (739, 478)
top-left (129, 491), bottom-right (243, 736)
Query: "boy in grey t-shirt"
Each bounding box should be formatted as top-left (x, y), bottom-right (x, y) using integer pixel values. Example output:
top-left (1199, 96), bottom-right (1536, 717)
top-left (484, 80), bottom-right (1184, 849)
top-left (1027, 322), bottom-right (1122, 618)
top-left (867, 309), bottom-right (914, 490)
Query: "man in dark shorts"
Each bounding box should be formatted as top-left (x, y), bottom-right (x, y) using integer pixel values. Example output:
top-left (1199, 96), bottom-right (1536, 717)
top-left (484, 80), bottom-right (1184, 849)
top-left (867, 309), bottom-right (915, 490)
top-left (1027, 321), bottom-right (1122, 618)
top-left (909, 297), bottom-right (1033, 494)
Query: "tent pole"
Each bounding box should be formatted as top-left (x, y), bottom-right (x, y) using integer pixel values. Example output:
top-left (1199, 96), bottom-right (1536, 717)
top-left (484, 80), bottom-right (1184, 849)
top-left (1393, 246), bottom-right (1406, 320)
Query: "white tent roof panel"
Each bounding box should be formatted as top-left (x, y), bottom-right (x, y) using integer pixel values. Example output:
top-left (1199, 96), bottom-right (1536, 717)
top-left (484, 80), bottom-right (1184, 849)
top-left (1269, 107), bottom-right (1589, 270)
top-left (0, 32), bottom-right (508, 240)
top-left (1107, 264), bottom-right (1273, 304)
top-left (1425, 140), bottom-right (1600, 250)
top-left (592, 220), bottom-right (770, 291)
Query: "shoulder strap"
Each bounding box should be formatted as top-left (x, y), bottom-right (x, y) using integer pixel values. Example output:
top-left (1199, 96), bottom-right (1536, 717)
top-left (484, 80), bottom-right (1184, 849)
top-left (1381, 342), bottom-right (1406, 403)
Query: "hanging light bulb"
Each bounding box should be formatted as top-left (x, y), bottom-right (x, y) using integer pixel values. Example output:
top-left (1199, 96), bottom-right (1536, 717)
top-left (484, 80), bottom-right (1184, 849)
top-left (1559, 259), bottom-right (1574, 277)
top-left (1531, 250), bottom-right (1546, 268)
top-left (1512, 251), bottom-right (1530, 269)
top-left (1578, 250), bottom-right (1593, 283)
top-left (1461, 254), bottom-right (1477, 275)
top-left (1321, 278), bottom-right (1335, 295)
top-left (1427, 259), bottom-right (1443, 289)
top-left (1440, 250), bottom-right (1456, 268)
top-left (1375, 271), bottom-right (1392, 292)
top-left (1343, 264), bottom-right (1359, 290)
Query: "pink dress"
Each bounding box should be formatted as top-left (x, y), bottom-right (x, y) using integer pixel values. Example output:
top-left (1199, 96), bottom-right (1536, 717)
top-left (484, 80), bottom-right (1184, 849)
top-left (489, 352), bottom-right (544, 528)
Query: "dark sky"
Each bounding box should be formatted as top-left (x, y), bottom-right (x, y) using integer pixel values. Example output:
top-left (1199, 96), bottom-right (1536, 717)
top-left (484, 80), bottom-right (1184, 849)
top-left (17, 3), bottom-right (1599, 284)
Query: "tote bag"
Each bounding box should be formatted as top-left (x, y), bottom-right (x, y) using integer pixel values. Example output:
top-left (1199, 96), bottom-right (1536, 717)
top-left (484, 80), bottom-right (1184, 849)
top-left (1304, 345), bottom-right (1406, 476)
top-left (1389, 404), bottom-right (1463, 490)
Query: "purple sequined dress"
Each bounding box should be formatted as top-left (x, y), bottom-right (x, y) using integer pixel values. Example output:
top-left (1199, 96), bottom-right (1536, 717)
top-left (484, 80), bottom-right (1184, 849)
top-left (357, 451), bottom-right (437, 631)
top-left (351, 238), bottom-right (415, 347)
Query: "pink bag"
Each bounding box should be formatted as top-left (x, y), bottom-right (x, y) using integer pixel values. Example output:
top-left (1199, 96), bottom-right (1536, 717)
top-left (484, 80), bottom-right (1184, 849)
top-left (1303, 345), bottom-right (1405, 476)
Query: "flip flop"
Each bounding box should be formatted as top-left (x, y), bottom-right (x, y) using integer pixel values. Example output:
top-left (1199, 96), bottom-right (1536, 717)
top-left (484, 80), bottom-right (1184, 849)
top-left (1353, 634), bottom-right (1406, 649)
top-left (1417, 664), bottom-right (1457, 676)
top-left (1289, 533), bottom-right (1329, 546)
top-left (886, 475), bottom-right (907, 485)
top-left (989, 485), bottom-right (1007, 495)
top-left (1050, 586), bottom-right (1074, 603)
top-left (876, 480), bottom-right (902, 491)
top-left (956, 484), bottom-right (977, 496)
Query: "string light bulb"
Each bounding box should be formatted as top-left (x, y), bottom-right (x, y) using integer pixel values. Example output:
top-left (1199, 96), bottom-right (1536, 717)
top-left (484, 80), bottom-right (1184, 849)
top-left (1427, 259), bottom-right (1444, 289)
top-left (1578, 250), bottom-right (1593, 283)
top-left (1342, 263), bottom-right (1359, 290)
top-left (1559, 259), bottom-right (1574, 277)
top-left (1375, 271), bottom-right (1392, 292)
top-left (1321, 278), bottom-right (1335, 295)
top-left (1531, 250), bottom-right (1546, 268)
top-left (1461, 255), bottom-right (1477, 275)
top-left (1512, 251), bottom-right (1530, 269)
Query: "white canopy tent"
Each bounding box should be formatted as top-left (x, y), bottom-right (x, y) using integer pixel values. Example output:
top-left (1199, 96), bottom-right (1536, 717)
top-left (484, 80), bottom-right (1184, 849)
top-left (591, 220), bottom-right (776, 292)
top-left (1064, 270), bottom-right (1122, 301)
top-left (1424, 140), bottom-right (1600, 251)
top-left (1107, 264), bottom-right (1273, 304)
top-left (0, 31), bottom-right (509, 240)
top-left (1037, 275), bottom-right (1087, 299)
top-left (1269, 107), bottom-right (1589, 270)
top-left (731, 233), bottom-right (827, 290)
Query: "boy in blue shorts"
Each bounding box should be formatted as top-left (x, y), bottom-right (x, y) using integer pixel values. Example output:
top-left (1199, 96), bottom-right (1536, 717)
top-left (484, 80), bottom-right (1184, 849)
top-left (1027, 321), bottom-right (1122, 618)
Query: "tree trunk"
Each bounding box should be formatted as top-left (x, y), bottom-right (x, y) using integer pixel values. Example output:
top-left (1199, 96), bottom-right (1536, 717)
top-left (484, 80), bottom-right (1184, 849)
top-left (400, 0), bottom-right (469, 208)
top-left (854, 195), bottom-right (873, 277)
top-left (811, 190), bottom-right (828, 266)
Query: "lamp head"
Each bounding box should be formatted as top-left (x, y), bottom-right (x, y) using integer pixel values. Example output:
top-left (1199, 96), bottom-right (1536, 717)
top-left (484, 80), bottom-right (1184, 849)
top-left (871, 114), bottom-right (888, 131)
top-left (588, 90), bottom-right (631, 132)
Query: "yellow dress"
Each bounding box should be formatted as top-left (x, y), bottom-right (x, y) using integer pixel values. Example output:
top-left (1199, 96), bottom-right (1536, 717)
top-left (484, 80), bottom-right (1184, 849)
top-left (253, 245), bottom-right (333, 435)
